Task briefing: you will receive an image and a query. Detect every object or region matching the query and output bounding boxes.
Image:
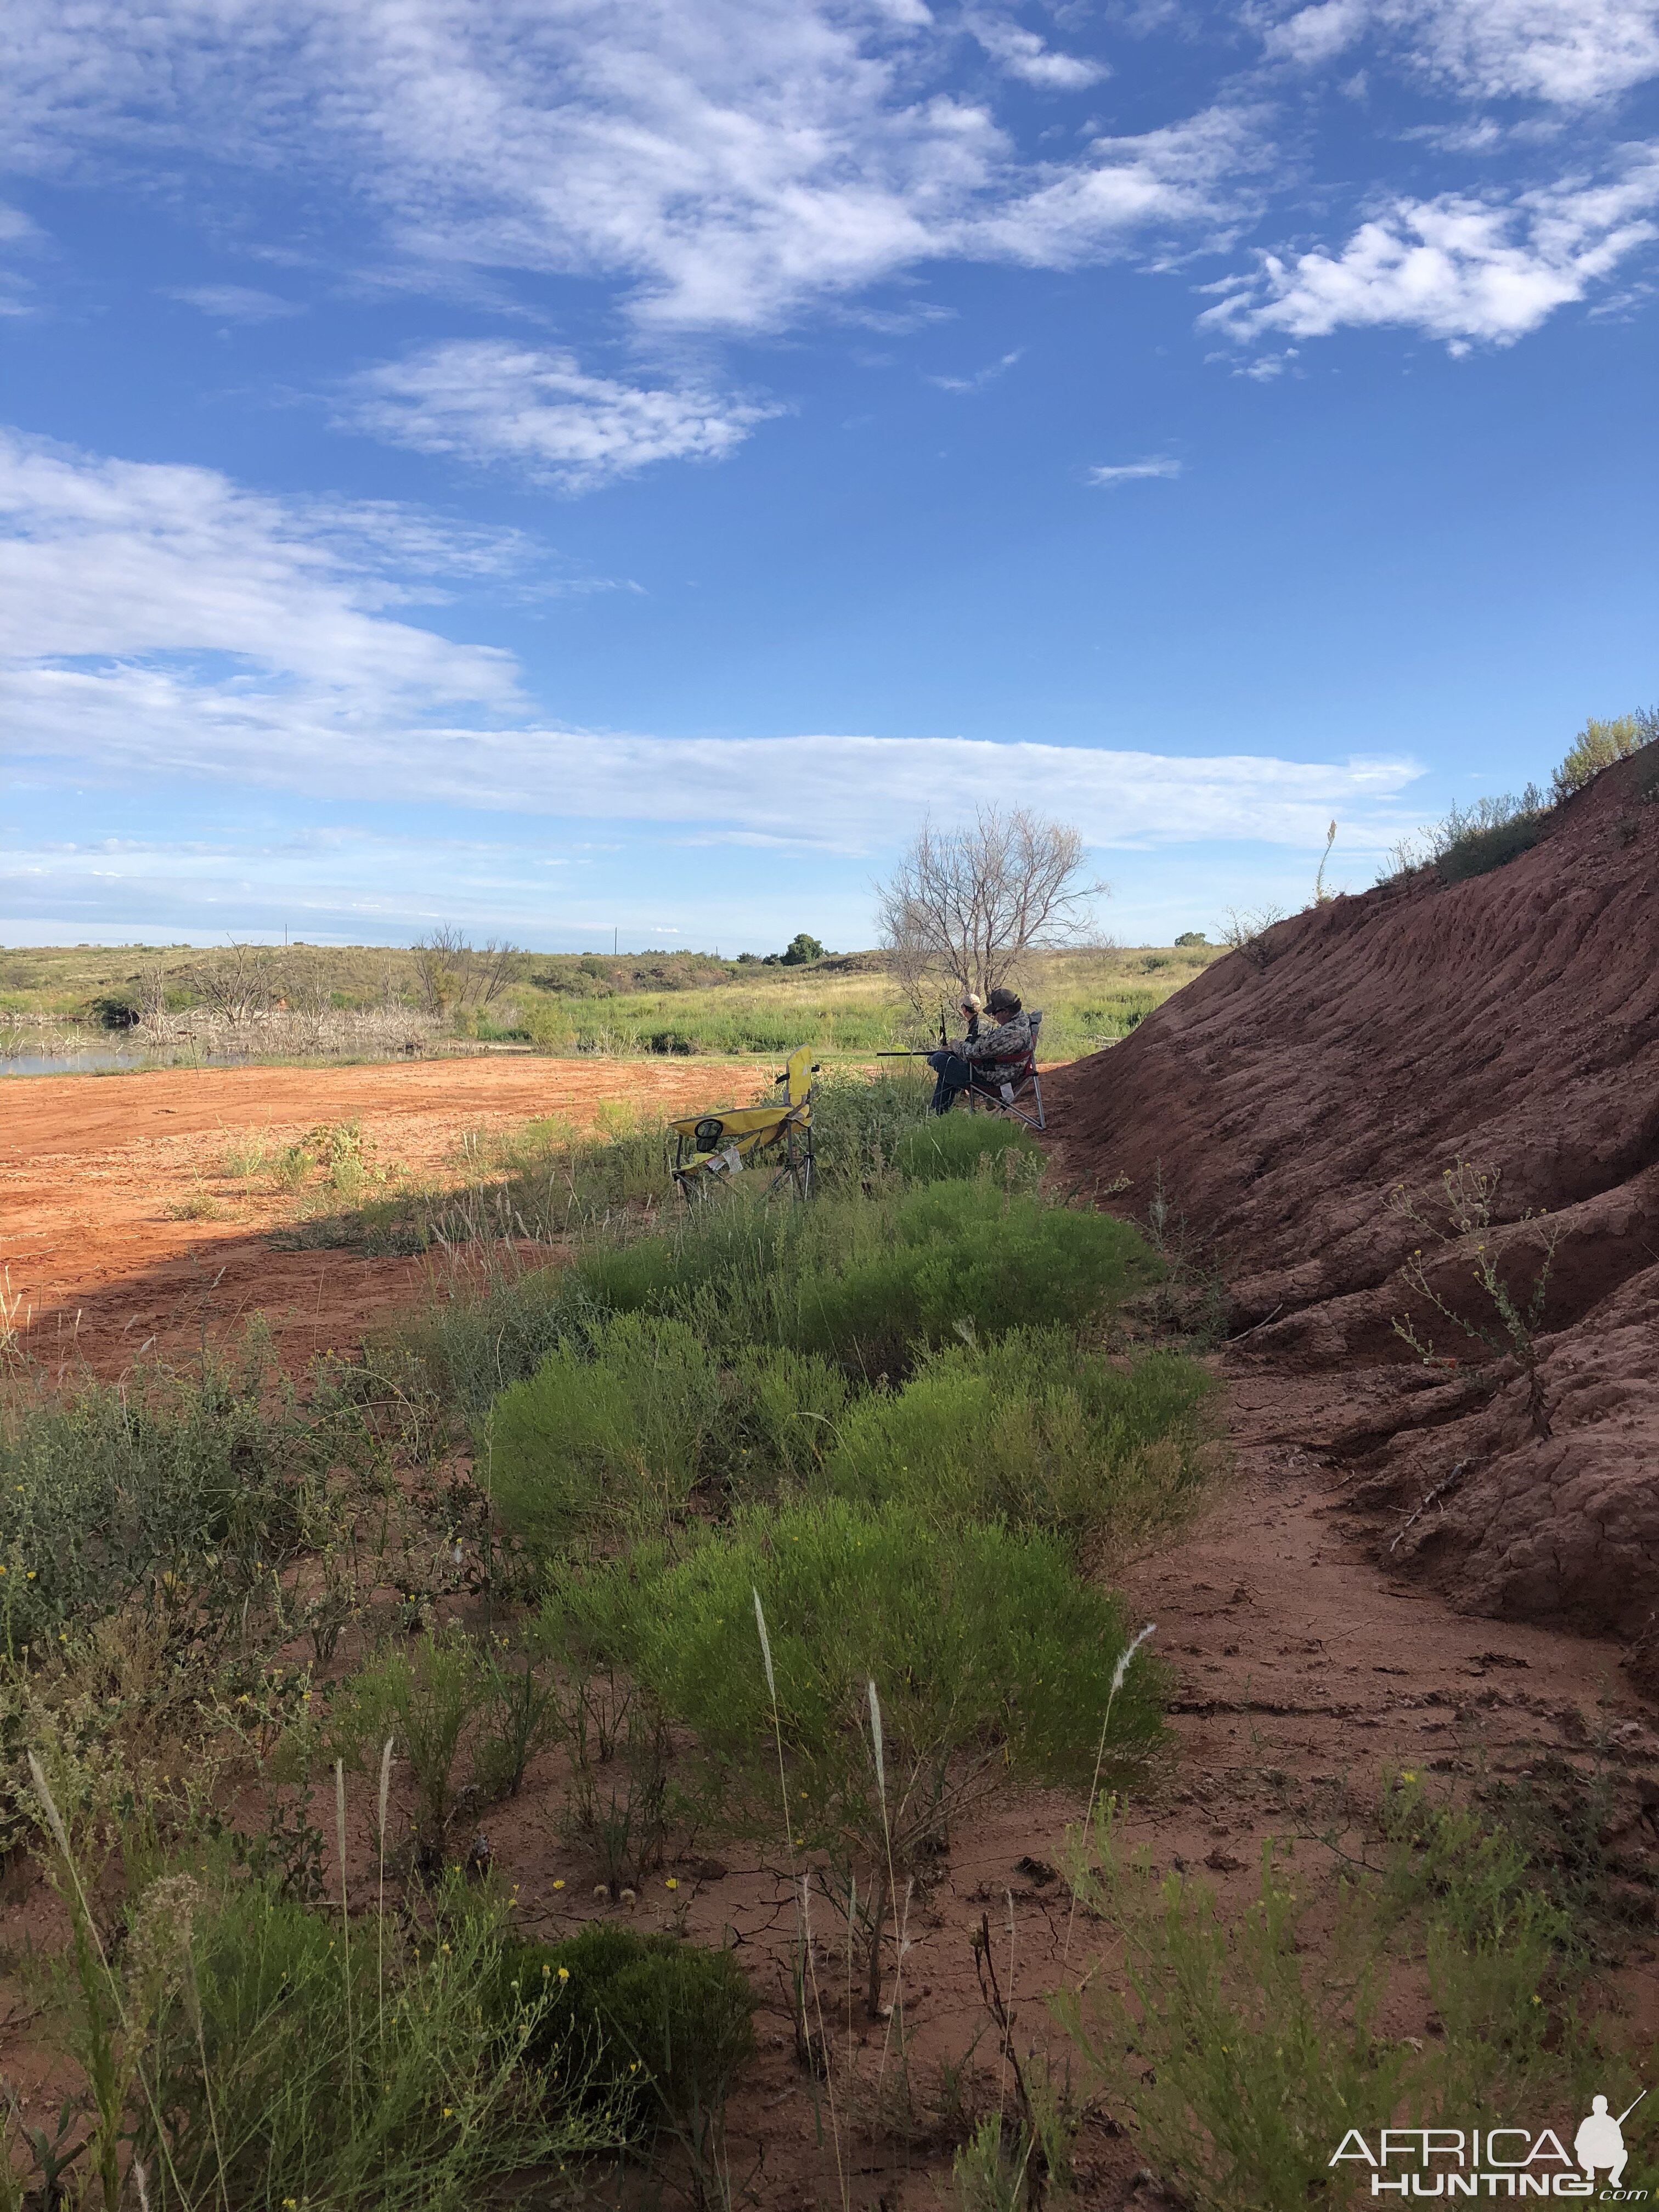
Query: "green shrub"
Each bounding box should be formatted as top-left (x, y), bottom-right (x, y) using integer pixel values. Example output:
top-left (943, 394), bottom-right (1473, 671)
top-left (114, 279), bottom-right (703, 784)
top-left (724, 1342), bottom-right (851, 1497)
top-left (892, 1114), bottom-right (1043, 1186)
top-left (1434, 786), bottom-right (1548, 883)
top-left (788, 1181), bottom-right (1160, 1373)
top-left (489, 1317), bottom-right (851, 1554)
top-left (0, 1333), bottom-right (366, 1651)
top-left (826, 1329), bottom-right (1215, 1550)
top-left (548, 1499), bottom-right (1164, 2015)
top-left (489, 1314), bottom-right (726, 1552)
top-left (577, 1178), bottom-right (1159, 1376)
top-left (137, 1869), bottom-right (609, 2211)
top-left (497, 1922), bottom-right (755, 2159)
top-left (1551, 708), bottom-right (1657, 800)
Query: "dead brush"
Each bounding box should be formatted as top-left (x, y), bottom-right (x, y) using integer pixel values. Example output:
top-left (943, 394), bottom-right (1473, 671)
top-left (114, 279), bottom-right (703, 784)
top-left (1385, 1159), bottom-right (1561, 1437)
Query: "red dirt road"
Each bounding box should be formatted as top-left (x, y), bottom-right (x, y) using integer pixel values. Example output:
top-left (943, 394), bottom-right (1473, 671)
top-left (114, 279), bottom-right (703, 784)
top-left (0, 1056), bottom-right (764, 1370)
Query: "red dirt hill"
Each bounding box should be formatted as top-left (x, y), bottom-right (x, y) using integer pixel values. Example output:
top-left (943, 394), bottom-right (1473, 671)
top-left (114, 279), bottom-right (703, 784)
top-left (1045, 747), bottom-right (1659, 1683)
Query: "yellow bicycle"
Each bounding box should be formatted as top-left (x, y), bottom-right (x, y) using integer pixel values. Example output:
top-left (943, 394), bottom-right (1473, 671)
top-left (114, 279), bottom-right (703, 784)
top-left (669, 1046), bottom-right (817, 1201)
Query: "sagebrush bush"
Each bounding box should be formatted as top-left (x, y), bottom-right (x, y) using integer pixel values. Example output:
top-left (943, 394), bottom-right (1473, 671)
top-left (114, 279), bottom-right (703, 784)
top-left (489, 1313), bottom-right (726, 1551)
top-left (546, 1498), bottom-right (1164, 2012)
top-left (788, 1181), bottom-right (1159, 1373)
top-left (489, 1316), bottom-right (851, 1553)
top-left (825, 1329), bottom-right (1215, 1550)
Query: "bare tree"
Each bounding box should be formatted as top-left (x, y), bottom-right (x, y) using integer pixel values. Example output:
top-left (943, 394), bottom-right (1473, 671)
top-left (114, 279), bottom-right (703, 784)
top-left (411, 927), bottom-right (522, 1015)
top-left (875, 807), bottom-right (1105, 1011)
top-left (196, 943), bottom-right (274, 1024)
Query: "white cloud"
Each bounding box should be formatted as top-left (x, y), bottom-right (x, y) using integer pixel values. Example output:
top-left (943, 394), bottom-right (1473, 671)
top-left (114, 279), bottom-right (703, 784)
top-left (165, 283), bottom-right (304, 320)
top-left (1263, 0), bottom-right (1659, 104)
top-left (1, 427), bottom-right (1420, 860)
top-left (1088, 454), bottom-right (1183, 484)
top-left (342, 341), bottom-right (783, 489)
top-left (966, 105), bottom-right (1270, 267)
top-left (0, 427), bottom-right (521, 707)
top-left (1201, 152), bottom-right (1659, 346)
top-left (1, 1), bottom-right (1259, 332)
top-left (926, 346), bottom-right (1023, 391)
top-left (969, 16), bottom-right (1110, 88)
top-left (1263, 0), bottom-right (1372, 66)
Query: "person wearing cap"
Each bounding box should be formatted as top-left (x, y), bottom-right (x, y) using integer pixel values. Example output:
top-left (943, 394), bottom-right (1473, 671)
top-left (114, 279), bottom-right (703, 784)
top-left (926, 986), bottom-right (1032, 1114)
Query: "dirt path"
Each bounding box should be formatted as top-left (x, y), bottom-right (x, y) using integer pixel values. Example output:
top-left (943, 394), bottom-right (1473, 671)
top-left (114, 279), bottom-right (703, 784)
top-left (0, 1056), bottom-right (764, 1370)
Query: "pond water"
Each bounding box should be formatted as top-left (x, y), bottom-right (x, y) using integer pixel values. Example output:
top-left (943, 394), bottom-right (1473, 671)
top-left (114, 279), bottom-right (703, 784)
top-left (0, 1048), bottom-right (256, 1077)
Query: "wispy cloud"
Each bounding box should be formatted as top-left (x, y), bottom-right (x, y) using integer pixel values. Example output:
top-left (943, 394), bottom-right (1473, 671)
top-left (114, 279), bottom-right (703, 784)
top-left (1261, 0), bottom-right (1659, 104)
top-left (1, 1), bottom-right (1263, 334)
top-left (1088, 455), bottom-right (1184, 485)
top-left (2, 430), bottom-right (1420, 859)
top-left (1201, 151), bottom-right (1659, 348)
top-left (926, 348), bottom-right (1023, 392)
top-left (0, 427), bottom-right (521, 707)
top-left (164, 283), bottom-right (305, 321)
top-left (341, 342), bottom-right (783, 490)
top-left (968, 14), bottom-right (1111, 88)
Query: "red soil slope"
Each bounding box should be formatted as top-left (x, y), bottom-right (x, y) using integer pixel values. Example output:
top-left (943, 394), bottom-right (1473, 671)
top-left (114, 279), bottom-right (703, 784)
top-left (1045, 747), bottom-right (1659, 1683)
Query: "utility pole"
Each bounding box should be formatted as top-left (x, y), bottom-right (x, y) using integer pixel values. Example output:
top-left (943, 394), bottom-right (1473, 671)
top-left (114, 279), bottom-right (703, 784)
top-left (614, 927), bottom-right (618, 956)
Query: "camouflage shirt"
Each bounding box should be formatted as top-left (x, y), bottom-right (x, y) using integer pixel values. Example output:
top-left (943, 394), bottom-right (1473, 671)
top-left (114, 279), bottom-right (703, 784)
top-left (962, 1009), bottom-right (1032, 1075)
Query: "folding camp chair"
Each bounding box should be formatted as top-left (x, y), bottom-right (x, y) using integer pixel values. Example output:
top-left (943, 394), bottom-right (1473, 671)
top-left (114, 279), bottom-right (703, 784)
top-left (668, 1045), bottom-right (818, 1201)
top-left (965, 1009), bottom-right (1045, 1131)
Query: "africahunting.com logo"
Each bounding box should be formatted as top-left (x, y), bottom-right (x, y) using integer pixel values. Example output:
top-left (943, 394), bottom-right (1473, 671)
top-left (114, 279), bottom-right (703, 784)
top-left (1331, 2091), bottom-right (1647, 2198)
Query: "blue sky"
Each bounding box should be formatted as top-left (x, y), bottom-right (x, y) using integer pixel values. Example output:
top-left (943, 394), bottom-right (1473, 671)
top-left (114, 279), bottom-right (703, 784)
top-left (3, 0), bottom-right (1656, 953)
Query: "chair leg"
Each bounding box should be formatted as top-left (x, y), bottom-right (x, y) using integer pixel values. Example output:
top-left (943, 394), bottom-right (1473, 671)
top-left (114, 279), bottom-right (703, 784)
top-left (1032, 1072), bottom-right (1045, 1132)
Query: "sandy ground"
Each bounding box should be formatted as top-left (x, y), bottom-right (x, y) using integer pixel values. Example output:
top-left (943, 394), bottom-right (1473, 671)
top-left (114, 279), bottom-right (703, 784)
top-left (0, 1056), bottom-right (765, 1370)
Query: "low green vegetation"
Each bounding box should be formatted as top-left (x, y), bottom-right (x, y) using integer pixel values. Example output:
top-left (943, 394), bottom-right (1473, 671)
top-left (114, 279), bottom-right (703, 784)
top-left (1056, 1775), bottom-right (1657, 2211)
top-left (0, 939), bottom-right (1218, 1068)
top-left (550, 1498), bottom-right (1163, 2019)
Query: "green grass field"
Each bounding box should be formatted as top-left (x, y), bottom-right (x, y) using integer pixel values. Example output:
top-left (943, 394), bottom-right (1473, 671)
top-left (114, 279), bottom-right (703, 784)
top-left (0, 940), bottom-right (1222, 1062)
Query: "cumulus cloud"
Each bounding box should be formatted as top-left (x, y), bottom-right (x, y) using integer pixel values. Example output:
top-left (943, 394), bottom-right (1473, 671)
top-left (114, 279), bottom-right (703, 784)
top-left (1262, 0), bottom-right (1659, 104)
top-left (1, 0), bottom-right (1259, 332)
top-left (342, 341), bottom-right (783, 489)
top-left (1201, 152), bottom-right (1659, 347)
top-left (1088, 455), bottom-right (1183, 484)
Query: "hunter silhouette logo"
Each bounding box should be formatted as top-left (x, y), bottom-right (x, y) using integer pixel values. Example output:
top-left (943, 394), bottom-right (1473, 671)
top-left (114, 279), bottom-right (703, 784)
top-left (1331, 2089), bottom-right (1647, 2196)
top-left (1577, 2094), bottom-right (1645, 2191)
